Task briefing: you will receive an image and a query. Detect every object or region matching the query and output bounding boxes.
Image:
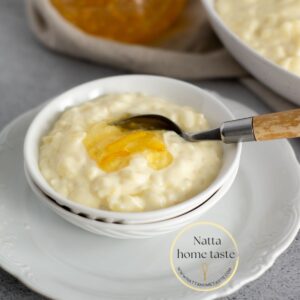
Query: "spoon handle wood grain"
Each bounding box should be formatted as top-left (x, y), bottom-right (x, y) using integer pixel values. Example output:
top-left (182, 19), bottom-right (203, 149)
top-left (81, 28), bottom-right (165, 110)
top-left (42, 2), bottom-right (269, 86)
top-left (253, 109), bottom-right (300, 141)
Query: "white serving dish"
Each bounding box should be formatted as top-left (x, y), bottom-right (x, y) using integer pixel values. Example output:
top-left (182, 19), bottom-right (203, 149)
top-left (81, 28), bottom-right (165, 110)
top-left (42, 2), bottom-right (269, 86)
top-left (202, 0), bottom-right (300, 106)
top-left (0, 97), bottom-right (299, 299)
top-left (24, 162), bottom-right (238, 238)
top-left (24, 75), bottom-right (241, 224)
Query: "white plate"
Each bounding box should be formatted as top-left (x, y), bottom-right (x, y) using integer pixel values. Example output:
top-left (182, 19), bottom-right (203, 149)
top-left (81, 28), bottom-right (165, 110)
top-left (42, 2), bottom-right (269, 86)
top-left (0, 96), bottom-right (299, 300)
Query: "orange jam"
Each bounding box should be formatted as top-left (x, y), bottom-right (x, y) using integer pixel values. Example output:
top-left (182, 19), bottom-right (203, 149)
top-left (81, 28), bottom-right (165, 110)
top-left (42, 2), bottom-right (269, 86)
top-left (84, 122), bottom-right (173, 172)
top-left (51, 0), bottom-right (186, 44)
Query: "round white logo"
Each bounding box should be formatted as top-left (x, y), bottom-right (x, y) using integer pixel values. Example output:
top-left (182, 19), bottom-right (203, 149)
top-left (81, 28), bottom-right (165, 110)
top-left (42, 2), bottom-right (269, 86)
top-left (170, 221), bottom-right (239, 291)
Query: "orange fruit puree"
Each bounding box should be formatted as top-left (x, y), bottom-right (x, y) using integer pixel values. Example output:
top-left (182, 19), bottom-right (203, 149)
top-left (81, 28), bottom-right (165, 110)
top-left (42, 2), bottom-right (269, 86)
top-left (84, 122), bottom-right (173, 172)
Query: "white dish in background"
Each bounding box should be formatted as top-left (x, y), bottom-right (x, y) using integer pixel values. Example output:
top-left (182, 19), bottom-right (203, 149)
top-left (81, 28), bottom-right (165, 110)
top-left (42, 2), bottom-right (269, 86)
top-left (202, 0), bottom-right (300, 106)
top-left (0, 96), bottom-right (299, 299)
top-left (24, 75), bottom-right (241, 224)
top-left (24, 162), bottom-right (238, 239)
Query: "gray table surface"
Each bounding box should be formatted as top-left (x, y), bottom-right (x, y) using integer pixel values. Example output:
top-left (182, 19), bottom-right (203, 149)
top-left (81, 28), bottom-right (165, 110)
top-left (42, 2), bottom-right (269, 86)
top-left (0, 1), bottom-right (299, 299)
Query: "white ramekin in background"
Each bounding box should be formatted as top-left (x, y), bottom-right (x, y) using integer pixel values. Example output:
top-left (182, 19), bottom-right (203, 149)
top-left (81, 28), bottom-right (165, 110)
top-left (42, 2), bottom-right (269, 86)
top-left (202, 0), bottom-right (300, 106)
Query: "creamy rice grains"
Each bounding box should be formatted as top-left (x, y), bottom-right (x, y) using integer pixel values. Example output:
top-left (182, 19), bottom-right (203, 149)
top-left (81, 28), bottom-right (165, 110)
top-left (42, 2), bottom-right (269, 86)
top-left (39, 93), bottom-right (222, 212)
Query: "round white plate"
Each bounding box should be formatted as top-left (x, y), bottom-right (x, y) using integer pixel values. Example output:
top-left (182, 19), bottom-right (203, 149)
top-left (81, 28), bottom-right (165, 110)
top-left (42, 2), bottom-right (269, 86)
top-left (0, 96), bottom-right (299, 300)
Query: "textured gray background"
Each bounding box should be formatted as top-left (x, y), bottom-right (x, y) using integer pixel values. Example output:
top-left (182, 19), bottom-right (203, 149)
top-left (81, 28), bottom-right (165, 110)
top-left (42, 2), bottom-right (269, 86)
top-left (0, 0), bottom-right (299, 299)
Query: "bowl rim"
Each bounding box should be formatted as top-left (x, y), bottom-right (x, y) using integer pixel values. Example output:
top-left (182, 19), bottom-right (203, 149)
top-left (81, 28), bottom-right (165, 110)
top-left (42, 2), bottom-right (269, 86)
top-left (24, 75), bottom-right (242, 221)
top-left (24, 161), bottom-right (239, 230)
top-left (201, 0), bottom-right (300, 81)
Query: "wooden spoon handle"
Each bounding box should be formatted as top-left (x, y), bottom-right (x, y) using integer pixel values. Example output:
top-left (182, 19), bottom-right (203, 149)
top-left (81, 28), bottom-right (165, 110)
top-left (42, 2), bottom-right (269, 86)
top-left (253, 109), bottom-right (300, 141)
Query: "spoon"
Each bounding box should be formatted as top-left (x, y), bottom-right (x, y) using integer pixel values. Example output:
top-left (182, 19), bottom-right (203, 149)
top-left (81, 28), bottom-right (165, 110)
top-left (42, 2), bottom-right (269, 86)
top-left (113, 109), bottom-right (300, 143)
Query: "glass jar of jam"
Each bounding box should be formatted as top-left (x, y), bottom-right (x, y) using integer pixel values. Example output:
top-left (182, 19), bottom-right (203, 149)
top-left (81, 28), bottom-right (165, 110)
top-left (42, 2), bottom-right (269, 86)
top-left (51, 0), bottom-right (187, 44)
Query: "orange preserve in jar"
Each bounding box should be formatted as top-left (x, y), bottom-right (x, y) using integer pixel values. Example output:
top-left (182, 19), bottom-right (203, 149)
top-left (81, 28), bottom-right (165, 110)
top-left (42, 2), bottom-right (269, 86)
top-left (51, 0), bottom-right (187, 44)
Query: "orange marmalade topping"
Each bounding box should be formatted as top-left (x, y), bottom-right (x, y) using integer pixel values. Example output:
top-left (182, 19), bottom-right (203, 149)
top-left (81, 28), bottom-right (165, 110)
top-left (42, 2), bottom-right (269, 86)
top-left (51, 0), bottom-right (186, 44)
top-left (84, 122), bottom-right (173, 172)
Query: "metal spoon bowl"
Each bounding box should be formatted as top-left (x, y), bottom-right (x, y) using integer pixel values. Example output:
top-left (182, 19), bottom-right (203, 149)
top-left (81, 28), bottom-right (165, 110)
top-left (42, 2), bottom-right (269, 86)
top-left (113, 114), bottom-right (249, 143)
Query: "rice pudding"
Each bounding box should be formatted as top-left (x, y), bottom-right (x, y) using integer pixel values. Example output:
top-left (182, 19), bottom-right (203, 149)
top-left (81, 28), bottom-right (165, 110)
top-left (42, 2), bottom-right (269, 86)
top-left (39, 93), bottom-right (222, 212)
top-left (216, 0), bottom-right (300, 76)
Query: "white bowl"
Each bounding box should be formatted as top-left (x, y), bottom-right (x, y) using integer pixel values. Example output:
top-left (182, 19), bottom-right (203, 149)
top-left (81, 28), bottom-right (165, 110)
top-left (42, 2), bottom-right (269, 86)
top-left (202, 0), bottom-right (300, 106)
top-left (24, 75), bottom-right (241, 224)
top-left (24, 163), bottom-right (238, 239)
